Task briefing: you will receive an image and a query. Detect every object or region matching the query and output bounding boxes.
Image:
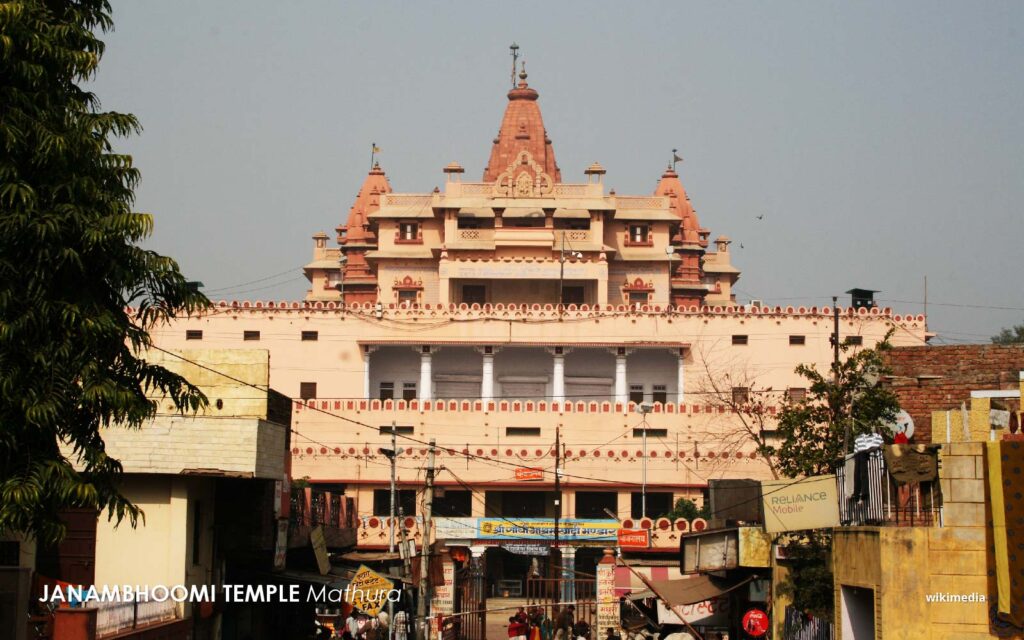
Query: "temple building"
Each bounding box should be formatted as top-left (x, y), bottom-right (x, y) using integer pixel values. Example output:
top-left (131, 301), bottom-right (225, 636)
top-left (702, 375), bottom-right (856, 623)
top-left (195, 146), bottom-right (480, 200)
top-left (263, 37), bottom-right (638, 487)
top-left (304, 67), bottom-right (736, 309)
top-left (151, 66), bottom-right (930, 594)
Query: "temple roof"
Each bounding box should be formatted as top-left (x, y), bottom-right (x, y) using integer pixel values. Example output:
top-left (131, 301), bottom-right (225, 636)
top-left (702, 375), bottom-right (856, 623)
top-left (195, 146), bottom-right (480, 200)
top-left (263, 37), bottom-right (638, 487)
top-left (654, 166), bottom-right (701, 244)
top-left (482, 68), bottom-right (561, 183)
top-left (337, 162), bottom-right (392, 244)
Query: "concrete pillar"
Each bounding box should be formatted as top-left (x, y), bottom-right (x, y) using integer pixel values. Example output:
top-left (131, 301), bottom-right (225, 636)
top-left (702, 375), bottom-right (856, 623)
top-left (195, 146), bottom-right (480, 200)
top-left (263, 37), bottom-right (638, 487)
top-left (560, 546), bottom-right (577, 603)
top-left (676, 349), bottom-right (686, 404)
top-left (363, 350), bottom-right (371, 400)
top-left (552, 352), bottom-right (565, 403)
top-left (614, 353), bottom-right (628, 404)
top-left (596, 549), bottom-right (620, 637)
top-left (419, 347), bottom-right (433, 400)
top-left (482, 351), bottom-right (495, 401)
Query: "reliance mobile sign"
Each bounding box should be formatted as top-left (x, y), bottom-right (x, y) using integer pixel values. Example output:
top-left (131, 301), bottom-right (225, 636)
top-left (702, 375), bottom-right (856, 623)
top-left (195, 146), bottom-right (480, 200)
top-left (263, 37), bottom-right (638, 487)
top-left (761, 475), bottom-right (840, 533)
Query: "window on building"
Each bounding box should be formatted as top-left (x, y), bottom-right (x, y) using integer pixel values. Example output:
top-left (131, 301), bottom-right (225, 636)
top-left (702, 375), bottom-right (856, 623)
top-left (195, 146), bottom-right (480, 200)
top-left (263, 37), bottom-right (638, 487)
top-left (378, 425), bottom-right (414, 435)
top-left (561, 286), bottom-right (585, 305)
top-left (732, 334), bottom-right (748, 346)
top-left (629, 384), bottom-right (645, 404)
top-left (373, 489), bottom-right (417, 516)
top-left (846, 336), bottom-right (864, 346)
top-left (485, 490), bottom-right (557, 518)
top-left (300, 382), bottom-right (317, 400)
top-left (185, 329), bottom-right (203, 340)
top-left (628, 224), bottom-right (650, 244)
top-left (575, 491), bottom-right (617, 519)
top-left (434, 490), bottom-right (472, 518)
top-left (379, 382), bottom-right (394, 401)
top-left (397, 290), bottom-right (418, 304)
top-left (505, 427), bottom-right (542, 437)
top-left (402, 382), bottom-right (417, 401)
top-left (788, 387), bottom-right (807, 402)
top-left (628, 291), bottom-right (650, 304)
top-left (789, 335), bottom-right (806, 346)
top-left (652, 384), bottom-right (668, 404)
top-left (243, 330), bottom-right (260, 341)
top-left (631, 492), bottom-right (673, 519)
top-left (462, 285), bottom-right (487, 305)
top-left (301, 330), bottom-right (319, 342)
top-left (732, 387), bottom-right (750, 404)
top-left (633, 428), bottom-right (668, 438)
top-left (399, 222), bottom-right (419, 241)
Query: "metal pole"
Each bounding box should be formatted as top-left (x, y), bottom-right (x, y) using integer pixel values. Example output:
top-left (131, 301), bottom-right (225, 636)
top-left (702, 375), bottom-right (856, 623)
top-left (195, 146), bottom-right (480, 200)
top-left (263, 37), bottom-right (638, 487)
top-left (642, 421), bottom-right (648, 518)
top-left (390, 421), bottom-right (397, 552)
top-left (389, 422), bottom-right (397, 640)
top-left (416, 440), bottom-right (435, 640)
top-left (553, 425), bottom-right (561, 572)
top-left (558, 233), bottom-right (565, 312)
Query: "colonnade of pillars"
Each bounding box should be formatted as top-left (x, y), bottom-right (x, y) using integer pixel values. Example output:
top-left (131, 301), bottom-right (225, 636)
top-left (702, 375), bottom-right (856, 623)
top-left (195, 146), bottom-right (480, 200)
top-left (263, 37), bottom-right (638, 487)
top-left (362, 345), bottom-right (687, 404)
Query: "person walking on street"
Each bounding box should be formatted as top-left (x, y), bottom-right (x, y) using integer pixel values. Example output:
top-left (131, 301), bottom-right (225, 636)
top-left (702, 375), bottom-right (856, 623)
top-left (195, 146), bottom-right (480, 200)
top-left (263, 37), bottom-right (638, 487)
top-left (554, 605), bottom-right (574, 640)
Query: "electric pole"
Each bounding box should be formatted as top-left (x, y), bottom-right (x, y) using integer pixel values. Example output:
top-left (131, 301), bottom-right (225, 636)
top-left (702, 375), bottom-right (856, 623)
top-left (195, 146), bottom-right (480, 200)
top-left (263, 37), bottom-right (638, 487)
top-left (552, 425), bottom-right (561, 581)
top-left (416, 440), bottom-right (435, 640)
top-left (388, 422), bottom-right (397, 640)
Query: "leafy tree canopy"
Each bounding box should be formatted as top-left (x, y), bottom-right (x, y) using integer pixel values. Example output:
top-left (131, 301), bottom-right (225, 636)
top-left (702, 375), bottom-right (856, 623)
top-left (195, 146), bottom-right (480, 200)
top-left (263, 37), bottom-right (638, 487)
top-left (766, 334), bottom-right (901, 619)
top-left (0, 0), bottom-right (208, 544)
top-left (992, 323), bottom-right (1024, 345)
top-left (765, 335), bottom-right (901, 478)
top-left (662, 497), bottom-right (710, 521)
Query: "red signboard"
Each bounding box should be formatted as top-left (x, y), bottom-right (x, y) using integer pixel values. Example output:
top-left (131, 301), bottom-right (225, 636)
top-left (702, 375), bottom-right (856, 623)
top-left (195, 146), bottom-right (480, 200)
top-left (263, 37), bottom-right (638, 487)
top-left (514, 468), bottom-right (544, 481)
top-left (742, 608), bottom-right (769, 637)
top-left (617, 528), bottom-right (650, 548)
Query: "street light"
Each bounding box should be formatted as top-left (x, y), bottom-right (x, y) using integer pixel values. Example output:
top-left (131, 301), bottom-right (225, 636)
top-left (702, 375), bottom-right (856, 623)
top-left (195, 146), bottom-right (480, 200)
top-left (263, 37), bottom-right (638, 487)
top-left (636, 402), bottom-right (653, 518)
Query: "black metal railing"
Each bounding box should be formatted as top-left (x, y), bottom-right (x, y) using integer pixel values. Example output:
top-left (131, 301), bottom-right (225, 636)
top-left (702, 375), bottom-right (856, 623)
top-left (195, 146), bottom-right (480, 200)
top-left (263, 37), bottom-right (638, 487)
top-left (835, 448), bottom-right (941, 526)
top-left (783, 605), bottom-right (834, 640)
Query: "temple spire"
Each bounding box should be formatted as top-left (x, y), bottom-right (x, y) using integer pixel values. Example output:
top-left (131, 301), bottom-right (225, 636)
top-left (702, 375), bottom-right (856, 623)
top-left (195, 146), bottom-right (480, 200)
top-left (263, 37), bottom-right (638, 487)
top-left (482, 63), bottom-right (560, 183)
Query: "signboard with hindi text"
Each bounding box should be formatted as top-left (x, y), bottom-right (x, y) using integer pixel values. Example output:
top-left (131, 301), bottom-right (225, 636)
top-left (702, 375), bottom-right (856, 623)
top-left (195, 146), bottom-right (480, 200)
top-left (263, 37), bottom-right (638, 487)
top-left (760, 475), bottom-right (840, 533)
top-left (617, 529), bottom-right (649, 549)
top-left (478, 518), bottom-right (617, 541)
top-left (347, 565), bottom-right (395, 615)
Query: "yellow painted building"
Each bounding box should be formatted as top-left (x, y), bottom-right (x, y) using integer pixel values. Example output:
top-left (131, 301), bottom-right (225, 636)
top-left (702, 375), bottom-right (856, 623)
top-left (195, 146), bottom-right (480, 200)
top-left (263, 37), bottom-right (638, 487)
top-left (831, 373), bottom-right (1024, 639)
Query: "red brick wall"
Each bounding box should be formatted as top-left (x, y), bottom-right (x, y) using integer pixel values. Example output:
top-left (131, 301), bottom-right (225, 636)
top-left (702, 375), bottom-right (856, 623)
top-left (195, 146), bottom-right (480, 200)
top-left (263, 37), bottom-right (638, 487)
top-left (884, 344), bottom-right (1024, 442)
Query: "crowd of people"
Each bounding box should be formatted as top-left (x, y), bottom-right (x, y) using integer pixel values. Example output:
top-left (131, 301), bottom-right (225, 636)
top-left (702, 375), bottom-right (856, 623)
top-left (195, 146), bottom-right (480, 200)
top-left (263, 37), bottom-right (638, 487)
top-left (507, 605), bottom-right (597, 640)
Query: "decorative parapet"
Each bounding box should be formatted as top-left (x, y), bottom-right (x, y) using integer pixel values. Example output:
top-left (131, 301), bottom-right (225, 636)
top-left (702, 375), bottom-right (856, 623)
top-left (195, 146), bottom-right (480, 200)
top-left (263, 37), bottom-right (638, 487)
top-left (203, 299), bottom-right (926, 325)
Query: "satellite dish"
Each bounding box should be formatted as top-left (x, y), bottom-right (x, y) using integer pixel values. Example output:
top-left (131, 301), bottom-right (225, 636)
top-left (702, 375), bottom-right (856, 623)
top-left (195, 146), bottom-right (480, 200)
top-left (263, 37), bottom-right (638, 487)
top-left (883, 409), bottom-right (915, 440)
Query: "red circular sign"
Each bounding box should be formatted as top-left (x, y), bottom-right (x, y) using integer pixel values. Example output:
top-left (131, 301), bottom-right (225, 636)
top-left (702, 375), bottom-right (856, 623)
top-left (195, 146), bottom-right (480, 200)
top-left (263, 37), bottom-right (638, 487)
top-left (742, 608), bottom-right (769, 637)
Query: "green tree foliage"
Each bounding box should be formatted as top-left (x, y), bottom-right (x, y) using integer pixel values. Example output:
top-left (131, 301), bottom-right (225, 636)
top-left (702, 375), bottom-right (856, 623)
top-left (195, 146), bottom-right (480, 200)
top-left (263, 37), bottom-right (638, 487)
top-left (765, 334), bottom-right (901, 618)
top-left (661, 497), bottom-right (710, 521)
top-left (765, 335), bottom-right (901, 477)
top-left (0, 1), bottom-right (208, 544)
top-left (992, 323), bottom-right (1024, 345)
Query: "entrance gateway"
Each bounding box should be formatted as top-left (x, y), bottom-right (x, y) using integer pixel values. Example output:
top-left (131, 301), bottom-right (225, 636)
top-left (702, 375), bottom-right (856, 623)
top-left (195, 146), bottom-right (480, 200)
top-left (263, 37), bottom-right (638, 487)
top-left (438, 518), bottom-right (616, 640)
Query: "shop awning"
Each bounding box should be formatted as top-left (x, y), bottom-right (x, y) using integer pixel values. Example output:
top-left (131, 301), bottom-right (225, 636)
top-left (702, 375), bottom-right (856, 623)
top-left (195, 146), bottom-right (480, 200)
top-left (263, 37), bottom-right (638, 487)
top-left (630, 574), bottom-right (753, 606)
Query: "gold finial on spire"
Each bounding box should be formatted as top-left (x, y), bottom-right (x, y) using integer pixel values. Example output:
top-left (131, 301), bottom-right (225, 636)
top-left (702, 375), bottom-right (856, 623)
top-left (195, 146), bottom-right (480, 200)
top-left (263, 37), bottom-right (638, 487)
top-left (519, 59), bottom-right (528, 85)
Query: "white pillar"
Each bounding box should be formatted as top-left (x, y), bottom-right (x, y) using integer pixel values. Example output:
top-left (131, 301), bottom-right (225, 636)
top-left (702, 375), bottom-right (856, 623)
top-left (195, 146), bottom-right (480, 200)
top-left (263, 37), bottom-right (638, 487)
top-left (552, 352), bottom-right (565, 403)
top-left (676, 349), bottom-right (686, 404)
top-left (481, 351), bottom-right (495, 401)
top-left (419, 347), bottom-right (433, 400)
top-left (363, 351), bottom-right (371, 400)
top-left (614, 353), bottom-right (628, 403)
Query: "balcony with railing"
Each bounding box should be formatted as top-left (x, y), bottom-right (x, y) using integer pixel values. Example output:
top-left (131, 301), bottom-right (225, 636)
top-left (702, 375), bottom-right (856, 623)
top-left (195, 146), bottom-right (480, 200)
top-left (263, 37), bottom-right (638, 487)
top-left (835, 446), bottom-right (942, 527)
top-left (289, 487), bottom-right (357, 548)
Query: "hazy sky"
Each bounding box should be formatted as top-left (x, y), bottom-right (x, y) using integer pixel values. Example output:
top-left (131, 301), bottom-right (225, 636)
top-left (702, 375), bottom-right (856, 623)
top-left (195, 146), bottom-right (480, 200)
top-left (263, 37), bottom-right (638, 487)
top-left (91, 1), bottom-right (1023, 342)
